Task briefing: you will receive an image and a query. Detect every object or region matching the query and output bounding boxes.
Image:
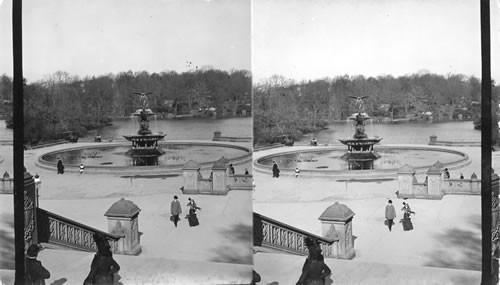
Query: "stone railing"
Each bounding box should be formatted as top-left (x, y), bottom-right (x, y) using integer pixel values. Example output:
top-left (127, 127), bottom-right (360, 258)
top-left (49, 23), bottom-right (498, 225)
top-left (253, 212), bottom-right (338, 258)
top-left (441, 178), bottom-right (481, 195)
top-left (37, 208), bottom-right (123, 253)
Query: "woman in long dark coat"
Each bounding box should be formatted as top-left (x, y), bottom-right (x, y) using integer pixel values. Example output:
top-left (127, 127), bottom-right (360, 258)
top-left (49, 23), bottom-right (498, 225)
top-left (296, 237), bottom-right (331, 285)
top-left (272, 161), bottom-right (280, 178)
top-left (401, 202), bottom-right (414, 231)
top-left (187, 198), bottom-right (200, 227)
top-left (57, 159), bottom-right (64, 174)
top-left (84, 233), bottom-right (120, 285)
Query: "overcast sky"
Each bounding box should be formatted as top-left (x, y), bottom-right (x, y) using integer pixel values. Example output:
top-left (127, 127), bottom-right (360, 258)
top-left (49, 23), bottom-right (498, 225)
top-left (253, 0), bottom-right (500, 83)
top-left (0, 0), bottom-right (251, 82)
top-left (0, 0), bottom-right (499, 83)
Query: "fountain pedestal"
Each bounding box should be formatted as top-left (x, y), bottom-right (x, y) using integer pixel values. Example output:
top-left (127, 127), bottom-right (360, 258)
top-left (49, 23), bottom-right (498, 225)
top-left (339, 112), bottom-right (381, 170)
top-left (123, 104), bottom-right (166, 165)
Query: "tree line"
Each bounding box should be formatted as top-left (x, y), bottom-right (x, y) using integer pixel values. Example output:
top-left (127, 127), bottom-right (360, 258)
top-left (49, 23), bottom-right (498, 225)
top-left (253, 73), bottom-right (499, 144)
top-left (0, 69), bottom-right (251, 144)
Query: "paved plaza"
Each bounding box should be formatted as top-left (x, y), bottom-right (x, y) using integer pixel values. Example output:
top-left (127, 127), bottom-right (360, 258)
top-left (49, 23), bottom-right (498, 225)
top-left (253, 144), bottom-right (484, 284)
top-left (0, 142), bottom-right (254, 284)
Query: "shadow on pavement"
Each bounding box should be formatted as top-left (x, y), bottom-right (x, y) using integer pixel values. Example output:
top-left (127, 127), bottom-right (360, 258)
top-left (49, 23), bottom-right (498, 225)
top-left (211, 222), bottom-right (253, 265)
top-left (0, 213), bottom-right (14, 270)
top-left (423, 214), bottom-right (481, 271)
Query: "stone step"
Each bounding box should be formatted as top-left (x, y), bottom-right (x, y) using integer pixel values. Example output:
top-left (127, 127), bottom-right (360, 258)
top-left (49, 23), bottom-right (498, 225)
top-left (31, 248), bottom-right (253, 284)
top-left (254, 252), bottom-right (481, 285)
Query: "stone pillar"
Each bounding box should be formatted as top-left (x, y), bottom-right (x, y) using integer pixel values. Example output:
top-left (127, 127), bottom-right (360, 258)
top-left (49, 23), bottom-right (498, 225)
top-left (426, 162), bottom-right (443, 199)
top-left (211, 157), bottom-right (228, 194)
top-left (182, 160), bottom-right (200, 194)
top-left (429, 135), bottom-right (437, 144)
top-left (318, 202), bottom-right (355, 259)
top-left (213, 131), bottom-right (221, 140)
top-left (397, 164), bottom-right (415, 198)
top-left (104, 198), bottom-right (141, 255)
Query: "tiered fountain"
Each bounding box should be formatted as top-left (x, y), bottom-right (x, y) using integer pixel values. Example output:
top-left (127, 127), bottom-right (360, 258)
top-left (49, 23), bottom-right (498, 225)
top-left (338, 96), bottom-right (382, 170)
top-left (123, 92), bottom-right (166, 166)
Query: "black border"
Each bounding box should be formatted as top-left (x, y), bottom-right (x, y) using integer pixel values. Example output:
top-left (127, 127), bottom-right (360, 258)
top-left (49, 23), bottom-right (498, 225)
top-left (12, 0), bottom-right (24, 284)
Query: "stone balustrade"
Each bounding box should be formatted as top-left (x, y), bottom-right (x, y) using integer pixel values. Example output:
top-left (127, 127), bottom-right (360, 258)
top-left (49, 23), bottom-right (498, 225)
top-left (182, 157), bottom-right (252, 195)
top-left (254, 202), bottom-right (355, 260)
top-left (397, 161), bottom-right (480, 199)
top-left (37, 208), bottom-right (123, 253)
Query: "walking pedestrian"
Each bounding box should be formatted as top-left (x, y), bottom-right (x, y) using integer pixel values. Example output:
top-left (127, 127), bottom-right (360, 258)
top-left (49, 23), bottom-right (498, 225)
top-left (272, 161), bottom-right (280, 178)
top-left (400, 201), bottom-right (414, 231)
top-left (25, 244), bottom-right (50, 285)
top-left (187, 197), bottom-right (200, 227)
top-left (84, 233), bottom-right (120, 285)
top-left (79, 163), bottom-right (85, 175)
top-left (229, 164), bottom-right (235, 175)
top-left (57, 159), bottom-right (64, 174)
top-left (170, 195), bottom-right (182, 227)
top-left (295, 167), bottom-right (300, 178)
top-left (296, 237), bottom-right (331, 285)
top-left (385, 200), bottom-right (396, 231)
top-left (244, 168), bottom-right (249, 175)
top-left (460, 173), bottom-right (464, 179)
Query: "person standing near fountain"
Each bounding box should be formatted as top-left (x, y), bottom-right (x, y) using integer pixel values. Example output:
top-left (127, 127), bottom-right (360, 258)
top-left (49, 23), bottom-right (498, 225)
top-left (57, 159), bottom-right (64, 174)
top-left (272, 161), bottom-right (280, 178)
top-left (170, 195), bottom-right (182, 228)
top-left (385, 200), bottom-right (396, 231)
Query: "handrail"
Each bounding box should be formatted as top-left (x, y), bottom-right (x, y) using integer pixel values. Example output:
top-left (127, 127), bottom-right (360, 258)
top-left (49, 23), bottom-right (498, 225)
top-left (254, 212), bottom-right (338, 258)
top-left (37, 208), bottom-right (123, 253)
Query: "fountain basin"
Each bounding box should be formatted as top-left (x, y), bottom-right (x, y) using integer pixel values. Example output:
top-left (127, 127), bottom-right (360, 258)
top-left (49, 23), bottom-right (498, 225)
top-left (254, 145), bottom-right (470, 180)
top-left (36, 141), bottom-right (251, 175)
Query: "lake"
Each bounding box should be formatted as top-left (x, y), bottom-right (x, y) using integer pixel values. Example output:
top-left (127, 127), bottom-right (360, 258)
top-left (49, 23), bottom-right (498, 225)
top-left (301, 120), bottom-right (480, 145)
top-left (82, 117), bottom-right (252, 141)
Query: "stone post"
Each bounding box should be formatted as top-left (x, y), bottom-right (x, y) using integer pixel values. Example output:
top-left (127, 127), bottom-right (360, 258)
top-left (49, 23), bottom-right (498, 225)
top-left (397, 164), bottom-right (415, 198)
top-left (318, 202), bottom-right (355, 259)
top-left (213, 131), bottom-right (222, 140)
top-left (104, 198), bottom-right (141, 255)
top-left (211, 157), bottom-right (228, 195)
top-left (429, 135), bottom-right (437, 144)
top-left (182, 160), bottom-right (200, 194)
top-left (426, 162), bottom-right (443, 199)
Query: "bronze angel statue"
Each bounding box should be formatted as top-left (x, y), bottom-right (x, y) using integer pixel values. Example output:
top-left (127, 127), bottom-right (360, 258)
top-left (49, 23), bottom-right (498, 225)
top-left (133, 92), bottom-right (153, 110)
top-left (348, 96), bottom-right (369, 114)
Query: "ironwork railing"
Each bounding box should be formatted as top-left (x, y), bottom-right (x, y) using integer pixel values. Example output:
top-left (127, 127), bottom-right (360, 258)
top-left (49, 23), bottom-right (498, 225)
top-left (37, 208), bottom-right (123, 253)
top-left (254, 212), bottom-right (338, 258)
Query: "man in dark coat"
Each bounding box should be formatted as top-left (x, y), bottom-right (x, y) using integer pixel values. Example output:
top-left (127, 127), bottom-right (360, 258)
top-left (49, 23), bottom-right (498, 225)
top-left (25, 244), bottom-right (50, 285)
top-left (272, 161), bottom-right (280, 178)
top-left (170, 195), bottom-right (182, 227)
top-left (385, 200), bottom-right (396, 231)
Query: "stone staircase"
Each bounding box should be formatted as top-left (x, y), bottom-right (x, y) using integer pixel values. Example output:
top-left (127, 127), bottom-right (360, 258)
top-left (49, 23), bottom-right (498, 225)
top-left (1, 248), bottom-right (253, 285)
top-left (254, 252), bottom-right (481, 285)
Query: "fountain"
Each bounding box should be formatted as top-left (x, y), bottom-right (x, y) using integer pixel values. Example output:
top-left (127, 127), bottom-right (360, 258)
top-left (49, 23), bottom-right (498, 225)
top-left (338, 96), bottom-right (382, 170)
top-left (123, 92), bottom-right (166, 166)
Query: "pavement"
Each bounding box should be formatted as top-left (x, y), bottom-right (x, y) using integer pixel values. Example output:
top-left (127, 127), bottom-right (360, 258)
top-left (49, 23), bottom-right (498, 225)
top-left (0, 142), bottom-right (254, 284)
top-left (253, 144), bottom-right (485, 284)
